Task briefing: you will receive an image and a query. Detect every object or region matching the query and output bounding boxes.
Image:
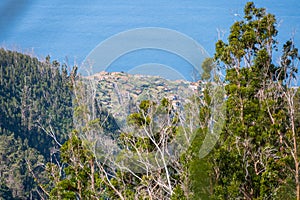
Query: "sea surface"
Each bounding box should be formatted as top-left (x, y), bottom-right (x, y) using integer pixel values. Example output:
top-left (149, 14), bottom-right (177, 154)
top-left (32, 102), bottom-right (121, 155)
top-left (0, 0), bottom-right (299, 80)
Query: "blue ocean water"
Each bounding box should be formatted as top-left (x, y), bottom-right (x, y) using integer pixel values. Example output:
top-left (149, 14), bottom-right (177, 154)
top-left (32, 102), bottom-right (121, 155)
top-left (0, 0), bottom-right (299, 79)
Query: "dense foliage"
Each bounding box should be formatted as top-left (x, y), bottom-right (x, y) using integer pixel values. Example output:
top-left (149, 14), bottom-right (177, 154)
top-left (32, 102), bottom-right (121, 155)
top-left (0, 49), bottom-right (75, 198)
top-left (212, 2), bottom-right (300, 199)
top-left (0, 2), bottom-right (300, 199)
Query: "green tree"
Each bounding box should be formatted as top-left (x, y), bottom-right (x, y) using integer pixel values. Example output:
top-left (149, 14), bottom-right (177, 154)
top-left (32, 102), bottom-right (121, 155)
top-left (185, 93), bottom-right (213, 199)
top-left (201, 57), bottom-right (215, 81)
top-left (213, 2), bottom-right (297, 199)
top-left (47, 131), bottom-right (103, 199)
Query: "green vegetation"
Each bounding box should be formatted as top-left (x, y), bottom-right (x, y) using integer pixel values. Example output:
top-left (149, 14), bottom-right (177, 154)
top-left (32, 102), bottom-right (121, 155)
top-left (212, 2), bottom-right (296, 198)
top-left (0, 2), bottom-right (300, 199)
top-left (0, 49), bottom-right (76, 198)
top-left (212, 2), bottom-right (299, 199)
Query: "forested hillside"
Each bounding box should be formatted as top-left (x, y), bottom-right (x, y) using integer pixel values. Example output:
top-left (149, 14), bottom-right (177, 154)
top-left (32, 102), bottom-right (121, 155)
top-left (1, 2), bottom-right (300, 200)
top-left (0, 49), bottom-right (75, 198)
